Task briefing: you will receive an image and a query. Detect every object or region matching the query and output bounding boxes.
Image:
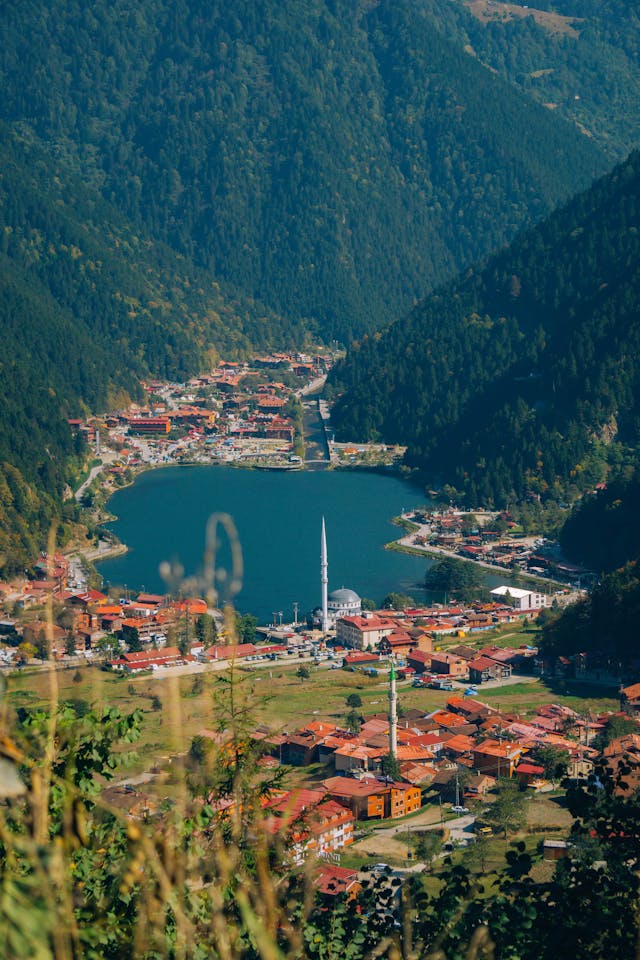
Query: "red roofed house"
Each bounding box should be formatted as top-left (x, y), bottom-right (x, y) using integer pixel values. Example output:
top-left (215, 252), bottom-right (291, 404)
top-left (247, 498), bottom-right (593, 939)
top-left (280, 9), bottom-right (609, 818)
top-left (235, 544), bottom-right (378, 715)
top-left (446, 696), bottom-right (494, 722)
top-left (136, 593), bottom-right (167, 608)
top-left (265, 789), bottom-right (355, 864)
top-left (429, 710), bottom-right (469, 732)
top-left (333, 741), bottom-right (382, 773)
top-left (379, 628), bottom-right (433, 657)
top-left (336, 615), bottom-right (395, 650)
top-left (323, 776), bottom-right (388, 820)
top-left (127, 417), bottom-right (171, 435)
top-left (69, 589), bottom-right (108, 608)
top-left (468, 657), bottom-right (510, 684)
top-left (323, 775), bottom-right (421, 820)
top-left (621, 683), bottom-right (640, 717)
top-left (112, 646), bottom-right (183, 673)
top-left (441, 734), bottom-right (476, 759)
top-left (407, 650), bottom-right (433, 675)
top-left (342, 651), bottom-right (379, 667)
top-left (314, 865), bottom-right (361, 899)
top-left (514, 763), bottom-right (546, 788)
top-left (472, 740), bottom-right (524, 777)
top-left (389, 782), bottom-right (422, 818)
top-left (429, 652), bottom-right (468, 678)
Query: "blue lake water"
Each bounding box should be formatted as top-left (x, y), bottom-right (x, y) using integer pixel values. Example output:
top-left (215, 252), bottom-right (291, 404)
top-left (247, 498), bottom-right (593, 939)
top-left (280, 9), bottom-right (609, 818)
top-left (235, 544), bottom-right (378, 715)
top-left (98, 466), bottom-right (438, 622)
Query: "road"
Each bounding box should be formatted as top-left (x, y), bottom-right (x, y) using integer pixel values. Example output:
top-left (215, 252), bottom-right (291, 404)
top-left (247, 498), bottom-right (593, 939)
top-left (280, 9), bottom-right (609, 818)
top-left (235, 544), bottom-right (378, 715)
top-left (352, 809), bottom-right (477, 871)
top-left (296, 375), bottom-right (327, 397)
top-left (75, 450), bottom-right (118, 502)
top-left (377, 811), bottom-right (476, 842)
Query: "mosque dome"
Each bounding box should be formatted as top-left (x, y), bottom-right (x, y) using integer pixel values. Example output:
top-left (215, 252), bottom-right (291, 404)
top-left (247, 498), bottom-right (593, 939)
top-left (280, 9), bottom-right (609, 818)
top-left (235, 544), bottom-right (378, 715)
top-left (327, 587), bottom-right (362, 622)
top-left (328, 588), bottom-right (360, 604)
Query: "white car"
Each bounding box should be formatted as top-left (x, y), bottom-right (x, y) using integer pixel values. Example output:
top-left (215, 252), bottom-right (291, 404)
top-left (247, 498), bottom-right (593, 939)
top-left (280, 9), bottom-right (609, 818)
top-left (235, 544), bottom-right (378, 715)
top-left (451, 805), bottom-right (469, 814)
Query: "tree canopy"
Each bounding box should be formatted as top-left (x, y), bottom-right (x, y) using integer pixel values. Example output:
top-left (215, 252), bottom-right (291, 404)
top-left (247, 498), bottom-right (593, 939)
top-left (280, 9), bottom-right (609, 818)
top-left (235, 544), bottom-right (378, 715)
top-left (331, 150), bottom-right (640, 510)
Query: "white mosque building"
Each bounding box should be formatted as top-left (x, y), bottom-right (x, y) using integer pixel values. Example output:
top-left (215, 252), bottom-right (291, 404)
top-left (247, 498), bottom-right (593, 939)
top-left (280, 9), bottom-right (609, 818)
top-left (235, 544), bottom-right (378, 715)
top-left (315, 517), bottom-right (361, 630)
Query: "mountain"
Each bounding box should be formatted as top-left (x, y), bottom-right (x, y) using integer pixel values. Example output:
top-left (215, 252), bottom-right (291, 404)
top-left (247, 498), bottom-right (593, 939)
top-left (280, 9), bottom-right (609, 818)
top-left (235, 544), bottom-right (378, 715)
top-left (417, 0), bottom-right (640, 163)
top-left (0, 126), bottom-right (297, 574)
top-left (0, 0), bottom-right (632, 569)
top-left (0, 0), bottom-right (608, 342)
top-left (329, 151), bottom-right (640, 508)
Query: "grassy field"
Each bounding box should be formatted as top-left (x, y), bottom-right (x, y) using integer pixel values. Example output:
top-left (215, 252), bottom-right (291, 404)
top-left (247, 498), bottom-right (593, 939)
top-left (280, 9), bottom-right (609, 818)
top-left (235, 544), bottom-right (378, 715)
top-left (479, 681), bottom-right (618, 714)
top-left (6, 662), bottom-right (399, 773)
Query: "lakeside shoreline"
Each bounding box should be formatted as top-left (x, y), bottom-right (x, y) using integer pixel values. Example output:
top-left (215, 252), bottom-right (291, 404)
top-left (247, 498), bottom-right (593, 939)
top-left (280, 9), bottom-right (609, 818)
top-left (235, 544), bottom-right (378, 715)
top-left (75, 449), bottom-right (572, 606)
top-left (81, 455), bottom-right (423, 584)
top-left (385, 516), bottom-right (575, 596)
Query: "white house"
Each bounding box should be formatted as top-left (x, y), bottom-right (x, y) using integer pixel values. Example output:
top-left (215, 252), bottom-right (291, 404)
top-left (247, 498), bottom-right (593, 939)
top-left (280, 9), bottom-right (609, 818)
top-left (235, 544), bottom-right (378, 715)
top-left (490, 585), bottom-right (550, 612)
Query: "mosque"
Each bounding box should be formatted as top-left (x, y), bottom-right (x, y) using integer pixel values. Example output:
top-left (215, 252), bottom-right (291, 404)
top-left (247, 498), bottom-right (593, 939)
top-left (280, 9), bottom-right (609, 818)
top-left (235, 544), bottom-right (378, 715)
top-left (313, 517), bottom-right (361, 630)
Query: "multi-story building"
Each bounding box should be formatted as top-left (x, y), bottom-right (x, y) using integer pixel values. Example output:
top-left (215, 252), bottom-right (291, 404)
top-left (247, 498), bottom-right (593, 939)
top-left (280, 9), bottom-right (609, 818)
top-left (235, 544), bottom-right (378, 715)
top-left (336, 614), bottom-right (396, 650)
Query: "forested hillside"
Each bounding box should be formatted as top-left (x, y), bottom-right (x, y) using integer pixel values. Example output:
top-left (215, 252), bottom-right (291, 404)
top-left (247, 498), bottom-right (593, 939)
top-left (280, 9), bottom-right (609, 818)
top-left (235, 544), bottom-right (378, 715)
top-left (0, 0), bottom-right (608, 342)
top-left (1, 0), bottom-right (637, 569)
top-left (330, 151), bottom-right (640, 508)
top-left (541, 559), bottom-right (640, 662)
top-left (560, 466), bottom-right (640, 574)
top-left (433, 0), bottom-right (640, 161)
top-left (0, 127), bottom-right (294, 573)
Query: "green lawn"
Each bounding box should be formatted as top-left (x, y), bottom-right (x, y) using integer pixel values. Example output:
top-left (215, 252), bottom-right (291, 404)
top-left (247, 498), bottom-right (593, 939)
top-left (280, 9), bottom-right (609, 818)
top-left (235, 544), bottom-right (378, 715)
top-left (479, 680), bottom-right (618, 715)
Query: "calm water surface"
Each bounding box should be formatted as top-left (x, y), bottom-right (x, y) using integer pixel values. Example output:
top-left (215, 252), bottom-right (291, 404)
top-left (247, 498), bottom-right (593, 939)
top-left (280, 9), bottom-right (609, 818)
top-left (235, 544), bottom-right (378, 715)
top-left (98, 466), bottom-right (434, 622)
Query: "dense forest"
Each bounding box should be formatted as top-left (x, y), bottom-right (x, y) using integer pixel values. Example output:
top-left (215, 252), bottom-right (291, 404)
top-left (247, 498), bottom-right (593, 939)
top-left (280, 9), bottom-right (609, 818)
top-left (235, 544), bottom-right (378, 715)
top-left (560, 465), bottom-right (640, 573)
top-left (0, 0), bottom-right (610, 342)
top-left (1, 0), bottom-right (639, 567)
top-left (540, 460), bottom-right (640, 657)
top-left (330, 150), bottom-right (640, 508)
top-left (428, 0), bottom-right (640, 161)
top-left (0, 127), bottom-right (296, 573)
top-left (541, 559), bottom-right (640, 662)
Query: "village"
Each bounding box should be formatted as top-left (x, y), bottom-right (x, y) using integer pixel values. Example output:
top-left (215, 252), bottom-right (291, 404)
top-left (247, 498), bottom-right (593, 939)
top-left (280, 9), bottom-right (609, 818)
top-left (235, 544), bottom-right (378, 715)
top-left (2, 545), bottom-right (639, 893)
top-left (0, 349), bottom-right (637, 898)
top-left (69, 350), bottom-right (404, 489)
top-left (393, 507), bottom-right (593, 590)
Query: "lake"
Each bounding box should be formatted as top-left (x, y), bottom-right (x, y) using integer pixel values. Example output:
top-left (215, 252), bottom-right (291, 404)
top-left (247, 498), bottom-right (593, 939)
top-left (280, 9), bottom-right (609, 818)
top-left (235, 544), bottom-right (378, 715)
top-left (98, 465), bottom-right (438, 622)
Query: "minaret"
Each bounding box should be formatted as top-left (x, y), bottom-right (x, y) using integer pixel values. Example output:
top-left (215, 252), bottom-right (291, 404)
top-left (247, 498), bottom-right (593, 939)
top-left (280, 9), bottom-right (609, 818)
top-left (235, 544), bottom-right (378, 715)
top-left (388, 659), bottom-right (398, 759)
top-left (321, 517), bottom-right (329, 632)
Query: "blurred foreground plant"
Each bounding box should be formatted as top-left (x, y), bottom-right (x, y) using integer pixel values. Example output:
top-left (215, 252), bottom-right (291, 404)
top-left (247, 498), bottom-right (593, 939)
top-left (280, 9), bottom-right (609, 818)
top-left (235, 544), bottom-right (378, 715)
top-left (0, 520), bottom-right (638, 959)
